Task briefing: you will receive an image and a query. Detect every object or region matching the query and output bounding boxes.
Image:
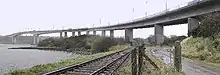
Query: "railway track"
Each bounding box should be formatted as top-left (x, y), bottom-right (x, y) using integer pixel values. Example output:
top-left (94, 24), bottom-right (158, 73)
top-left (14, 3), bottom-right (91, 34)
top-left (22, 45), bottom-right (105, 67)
top-left (44, 48), bottom-right (133, 75)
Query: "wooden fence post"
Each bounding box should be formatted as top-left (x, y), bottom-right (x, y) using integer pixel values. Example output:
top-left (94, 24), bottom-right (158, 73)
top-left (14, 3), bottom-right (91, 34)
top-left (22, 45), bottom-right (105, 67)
top-left (174, 41), bottom-right (182, 72)
top-left (132, 48), bottom-right (137, 75)
top-left (138, 45), bottom-right (144, 75)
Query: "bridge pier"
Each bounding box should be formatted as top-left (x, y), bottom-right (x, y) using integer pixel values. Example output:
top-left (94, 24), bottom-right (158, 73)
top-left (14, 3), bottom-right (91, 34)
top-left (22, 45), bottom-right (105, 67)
top-left (188, 18), bottom-right (199, 36)
top-left (86, 31), bottom-right (90, 35)
top-left (11, 36), bottom-right (17, 44)
top-left (110, 30), bottom-right (114, 38)
top-left (101, 30), bottom-right (106, 36)
top-left (72, 32), bottom-right (75, 37)
top-left (33, 34), bottom-right (39, 45)
top-left (125, 28), bottom-right (133, 43)
top-left (60, 32), bottom-right (63, 38)
top-left (93, 31), bottom-right (96, 35)
top-left (78, 31), bottom-right (81, 36)
top-left (64, 32), bottom-right (68, 38)
top-left (154, 25), bottom-right (164, 45)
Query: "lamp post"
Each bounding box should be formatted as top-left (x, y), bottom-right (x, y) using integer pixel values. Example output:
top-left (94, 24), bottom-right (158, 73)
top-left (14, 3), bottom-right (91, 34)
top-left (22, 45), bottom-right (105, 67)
top-left (145, 1), bottom-right (148, 16)
top-left (99, 18), bottom-right (102, 25)
top-left (165, 0), bottom-right (168, 11)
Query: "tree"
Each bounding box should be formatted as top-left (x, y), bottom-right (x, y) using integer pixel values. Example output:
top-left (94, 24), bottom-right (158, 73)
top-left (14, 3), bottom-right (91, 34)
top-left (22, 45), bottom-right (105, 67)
top-left (191, 12), bottom-right (220, 37)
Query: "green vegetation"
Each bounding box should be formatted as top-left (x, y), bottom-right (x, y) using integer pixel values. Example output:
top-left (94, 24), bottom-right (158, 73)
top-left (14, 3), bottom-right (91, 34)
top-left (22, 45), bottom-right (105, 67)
top-left (118, 47), bottom-right (184, 75)
top-left (38, 35), bottom-right (125, 53)
top-left (5, 45), bottom-right (129, 75)
top-left (181, 36), bottom-right (220, 67)
top-left (189, 12), bottom-right (220, 37)
top-left (181, 12), bottom-right (220, 67)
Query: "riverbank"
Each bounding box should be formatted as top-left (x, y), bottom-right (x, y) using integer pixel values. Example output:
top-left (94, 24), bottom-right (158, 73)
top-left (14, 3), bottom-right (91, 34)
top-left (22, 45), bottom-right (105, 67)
top-left (5, 45), bottom-right (129, 75)
top-left (8, 47), bottom-right (62, 50)
top-left (8, 47), bottom-right (94, 55)
top-left (0, 44), bottom-right (81, 75)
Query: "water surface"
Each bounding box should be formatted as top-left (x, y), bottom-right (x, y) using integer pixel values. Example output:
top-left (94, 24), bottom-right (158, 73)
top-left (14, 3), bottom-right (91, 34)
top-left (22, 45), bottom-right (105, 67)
top-left (0, 44), bottom-right (80, 75)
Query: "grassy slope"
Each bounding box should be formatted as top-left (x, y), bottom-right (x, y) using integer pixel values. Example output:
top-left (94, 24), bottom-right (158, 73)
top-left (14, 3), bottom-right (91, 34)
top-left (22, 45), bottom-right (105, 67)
top-left (5, 45), bottom-right (129, 75)
top-left (181, 36), bottom-right (220, 68)
top-left (118, 47), bottom-right (184, 75)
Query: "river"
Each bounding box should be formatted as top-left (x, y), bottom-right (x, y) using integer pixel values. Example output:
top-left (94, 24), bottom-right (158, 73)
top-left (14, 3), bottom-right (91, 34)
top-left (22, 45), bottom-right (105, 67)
top-left (0, 44), bottom-right (81, 75)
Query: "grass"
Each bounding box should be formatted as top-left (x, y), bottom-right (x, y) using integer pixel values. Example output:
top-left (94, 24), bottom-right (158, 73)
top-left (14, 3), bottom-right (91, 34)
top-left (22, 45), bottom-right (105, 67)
top-left (118, 47), bottom-right (185, 75)
top-left (5, 45), bottom-right (129, 75)
top-left (181, 36), bottom-right (220, 68)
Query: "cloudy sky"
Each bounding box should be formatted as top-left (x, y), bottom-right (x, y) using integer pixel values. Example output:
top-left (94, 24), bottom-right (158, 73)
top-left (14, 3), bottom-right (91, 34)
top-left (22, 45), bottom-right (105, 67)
top-left (0, 0), bottom-right (193, 38)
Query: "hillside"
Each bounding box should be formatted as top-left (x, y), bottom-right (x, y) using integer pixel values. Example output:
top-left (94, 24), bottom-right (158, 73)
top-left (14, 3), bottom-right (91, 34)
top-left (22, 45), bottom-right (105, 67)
top-left (181, 12), bottom-right (220, 67)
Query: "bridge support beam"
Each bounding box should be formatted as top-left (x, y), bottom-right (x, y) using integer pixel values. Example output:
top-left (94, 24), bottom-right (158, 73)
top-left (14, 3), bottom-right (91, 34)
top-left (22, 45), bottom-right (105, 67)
top-left (78, 31), bottom-right (81, 36)
top-left (60, 32), bottom-right (63, 38)
top-left (33, 34), bottom-right (39, 45)
top-left (125, 28), bottom-right (133, 43)
top-left (64, 32), bottom-right (68, 38)
top-left (12, 37), bottom-right (17, 44)
top-left (93, 31), bottom-right (96, 35)
top-left (188, 18), bottom-right (199, 36)
top-left (101, 30), bottom-right (106, 36)
top-left (154, 25), bottom-right (164, 45)
top-left (110, 30), bottom-right (114, 38)
top-left (72, 32), bottom-right (75, 37)
top-left (86, 31), bottom-right (90, 35)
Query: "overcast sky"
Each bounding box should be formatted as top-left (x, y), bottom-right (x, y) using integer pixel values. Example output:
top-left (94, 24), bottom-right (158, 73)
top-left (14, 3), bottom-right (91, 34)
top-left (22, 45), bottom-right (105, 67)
top-left (0, 0), bottom-right (193, 38)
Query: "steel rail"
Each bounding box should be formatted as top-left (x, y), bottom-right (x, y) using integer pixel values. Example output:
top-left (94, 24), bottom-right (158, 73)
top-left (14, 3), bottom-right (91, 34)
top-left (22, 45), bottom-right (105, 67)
top-left (90, 51), bottom-right (131, 75)
top-left (44, 47), bottom-right (133, 75)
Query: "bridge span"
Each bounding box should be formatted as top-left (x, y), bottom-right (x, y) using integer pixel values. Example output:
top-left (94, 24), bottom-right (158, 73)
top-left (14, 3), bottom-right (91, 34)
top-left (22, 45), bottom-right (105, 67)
top-left (7, 0), bottom-right (220, 45)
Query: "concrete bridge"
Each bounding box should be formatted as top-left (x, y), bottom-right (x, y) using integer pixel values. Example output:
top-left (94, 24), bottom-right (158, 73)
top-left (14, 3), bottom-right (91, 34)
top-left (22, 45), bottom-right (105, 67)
top-left (7, 0), bottom-right (220, 45)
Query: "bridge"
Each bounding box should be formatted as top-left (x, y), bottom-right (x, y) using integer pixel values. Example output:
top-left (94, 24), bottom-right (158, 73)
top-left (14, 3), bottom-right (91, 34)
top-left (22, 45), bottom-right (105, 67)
top-left (7, 0), bottom-right (220, 45)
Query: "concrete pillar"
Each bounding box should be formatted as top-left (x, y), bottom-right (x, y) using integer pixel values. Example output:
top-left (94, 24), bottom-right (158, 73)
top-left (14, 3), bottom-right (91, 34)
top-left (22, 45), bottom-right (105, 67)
top-left (33, 35), bottom-right (36, 45)
top-left (110, 30), bottom-right (114, 38)
top-left (125, 28), bottom-right (133, 43)
top-left (33, 35), bottom-right (37, 45)
top-left (33, 34), bottom-right (40, 45)
top-left (36, 34), bottom-right (40, 44)
top-left (154, 24), bottom-right (164, 45)
top-left (93, 31), bottom-right (96, 35)
top-left (60, 32), bottom-right (63, 38)
top-left (72, 32), bottom-right (75, 37)
top-left (188, 18), bottom-right (199, 36)
top-left (12, 36), bottom-right (16, 44)
top-left (78, 31), bottom-right (81, 36)
top-left (86, 31), bottom-right (90, 35)
top-left (101, 30), bottom-right (106, 36)
top-left (64, 32), bottom-right (68, 38)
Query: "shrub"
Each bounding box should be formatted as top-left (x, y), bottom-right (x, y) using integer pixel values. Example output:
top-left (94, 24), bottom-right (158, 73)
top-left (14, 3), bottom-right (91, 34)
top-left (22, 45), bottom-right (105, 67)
top-left (91, 37), bottom-right (122, 53)
top-left (37, 35), bottom-right (125, 53)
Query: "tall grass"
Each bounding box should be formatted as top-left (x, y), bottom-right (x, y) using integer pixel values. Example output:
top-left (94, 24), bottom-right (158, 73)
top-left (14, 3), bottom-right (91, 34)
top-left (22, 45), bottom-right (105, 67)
top-left (181, 35), bottom-right (220, 66)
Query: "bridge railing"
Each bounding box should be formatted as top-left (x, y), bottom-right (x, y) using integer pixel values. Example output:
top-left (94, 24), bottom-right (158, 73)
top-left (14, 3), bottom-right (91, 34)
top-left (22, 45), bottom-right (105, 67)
top-left (10, 0), bottom-right (206, 35)
top-left (115, 0), bottom-right (204, 26)
top-left (87, 0), bottom-right (205, 29)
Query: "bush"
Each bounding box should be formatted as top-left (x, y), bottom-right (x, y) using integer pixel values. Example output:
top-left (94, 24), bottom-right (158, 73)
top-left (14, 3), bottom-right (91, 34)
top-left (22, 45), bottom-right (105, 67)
top-left (37, 35), bottom-right (126, 53)
top-left (91, 37), bottom-right (125, 53)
